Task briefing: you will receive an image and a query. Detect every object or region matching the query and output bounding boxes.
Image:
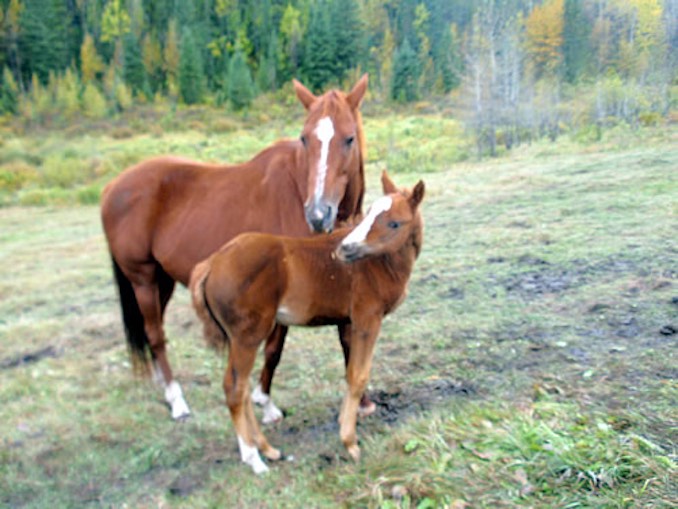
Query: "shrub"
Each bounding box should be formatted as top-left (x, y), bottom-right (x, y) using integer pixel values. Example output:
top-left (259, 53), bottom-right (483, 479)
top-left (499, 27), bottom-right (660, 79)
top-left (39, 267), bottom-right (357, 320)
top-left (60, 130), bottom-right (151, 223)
top-left (0, 161), bottom-right (39, 192)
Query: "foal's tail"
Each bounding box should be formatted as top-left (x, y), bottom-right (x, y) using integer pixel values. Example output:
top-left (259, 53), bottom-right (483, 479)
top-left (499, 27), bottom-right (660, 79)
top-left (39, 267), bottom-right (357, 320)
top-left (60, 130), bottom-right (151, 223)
top-left (111, 257), bottom-right (152, 374)
top-left (189, 259), bottom-right (229, 352)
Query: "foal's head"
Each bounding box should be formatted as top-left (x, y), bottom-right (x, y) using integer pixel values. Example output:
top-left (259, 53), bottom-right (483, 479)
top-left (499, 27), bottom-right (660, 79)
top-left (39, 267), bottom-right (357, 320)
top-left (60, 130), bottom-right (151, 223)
top-left (337, 172), bottom-right (425, 263)
top-left (294, 74), bottom-right (368, 233)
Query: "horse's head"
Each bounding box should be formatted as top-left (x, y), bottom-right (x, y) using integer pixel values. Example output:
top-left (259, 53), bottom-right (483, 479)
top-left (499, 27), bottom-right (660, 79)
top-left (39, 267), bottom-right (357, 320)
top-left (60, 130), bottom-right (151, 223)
top-left (337, 171), bottom-right (425, 263)
top-left (295, 74), bottom-right (368, 233)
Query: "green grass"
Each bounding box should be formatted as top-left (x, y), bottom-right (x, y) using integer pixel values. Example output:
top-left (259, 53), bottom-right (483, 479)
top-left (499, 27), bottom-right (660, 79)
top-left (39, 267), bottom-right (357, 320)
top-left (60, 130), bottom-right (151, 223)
top-left (0, 115), bottom-right (676, 507)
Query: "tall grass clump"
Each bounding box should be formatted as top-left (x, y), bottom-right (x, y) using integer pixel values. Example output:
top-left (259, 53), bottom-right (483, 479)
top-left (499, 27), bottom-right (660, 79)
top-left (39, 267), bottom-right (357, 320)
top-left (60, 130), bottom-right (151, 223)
top-left (326, 401), bottom-right (675, 508)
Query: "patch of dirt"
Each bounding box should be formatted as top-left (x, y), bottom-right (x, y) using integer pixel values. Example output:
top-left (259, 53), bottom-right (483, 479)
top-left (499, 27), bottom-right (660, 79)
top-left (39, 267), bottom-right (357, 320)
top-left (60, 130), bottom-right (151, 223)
top-left (0, 345), bottom-right (59, 370)
top-left (499, 255), bottom-right (641, 298)
top-left (370, 378), bottom-right (474, 424)
top-left (275, 377), bottom-right (474, 468)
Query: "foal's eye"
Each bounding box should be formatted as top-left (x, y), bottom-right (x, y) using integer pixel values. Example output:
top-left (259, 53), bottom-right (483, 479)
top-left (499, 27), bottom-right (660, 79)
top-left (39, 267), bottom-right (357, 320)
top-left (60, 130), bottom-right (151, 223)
top-left (387, 221), bottom-right (400, 230)
top-left (345, 135), bottom-right (355, 147)
top-left (300, 135), bottom-right (307, 147)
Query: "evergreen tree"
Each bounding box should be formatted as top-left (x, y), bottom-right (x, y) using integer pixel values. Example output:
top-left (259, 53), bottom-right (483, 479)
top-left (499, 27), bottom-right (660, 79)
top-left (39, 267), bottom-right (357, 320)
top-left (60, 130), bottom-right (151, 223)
top-left (142, 32), bottom-right (164, 94)
top-left (0, 66), bottom-right (19, 114)
top-left (391, 38), bottom-right (419, 102)
top-left (562, 0), bottom-right (591, 83)
top-left (178, 28), bottom-right (204, 104)
top-left (278, 3), bottom-right (304, 84)
top-left (302, 0), bottom-right (336, 92)
top-left (256, 33), bottom-right (278, 92)
top-left (163, 19), bottom-right (180, 97)
top-left (123, 33), bottom-right (149, 98)
top-left (80, 33), bottom-right (104, 84)
top-left (19, 0), bottom-right (70, 83)
top-left (227, 48), bottom-right (254, 110)
top-left (330, 0), bottom-right (364, 81)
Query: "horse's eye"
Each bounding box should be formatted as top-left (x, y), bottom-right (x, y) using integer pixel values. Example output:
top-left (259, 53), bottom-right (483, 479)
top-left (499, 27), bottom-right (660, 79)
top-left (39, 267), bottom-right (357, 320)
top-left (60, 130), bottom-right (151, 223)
top-left (387, 221), bottom-right (400, 230)
top-left (300, 135), bottom-right (307, 147)
top-left (345, 135), bottom-right (355, 147)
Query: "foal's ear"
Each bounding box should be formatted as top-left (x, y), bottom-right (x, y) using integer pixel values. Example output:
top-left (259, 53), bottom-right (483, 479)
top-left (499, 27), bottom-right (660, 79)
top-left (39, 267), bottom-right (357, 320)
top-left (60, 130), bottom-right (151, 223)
top-left (409, 180), bottom-right (425, 208)
top-left (381, 170), bottom-right (398, 195)
top-left (346, 73), bottom-right (368, 110)
top-left (293, 78), bottom-right (317, 110)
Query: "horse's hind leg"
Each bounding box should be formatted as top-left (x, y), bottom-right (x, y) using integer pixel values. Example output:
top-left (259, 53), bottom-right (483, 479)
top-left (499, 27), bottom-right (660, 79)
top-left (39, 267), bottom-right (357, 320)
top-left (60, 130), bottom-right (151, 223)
top-left (252, 325), bottom-right (287, 424)
top-left (133, 271), bottom-right (190, 420)
top-left (225, 340), bottom-right (274, 474)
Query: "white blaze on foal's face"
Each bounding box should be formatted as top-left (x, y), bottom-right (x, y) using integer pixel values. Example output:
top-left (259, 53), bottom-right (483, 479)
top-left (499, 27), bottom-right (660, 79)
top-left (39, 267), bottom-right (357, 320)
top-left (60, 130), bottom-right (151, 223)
top-left (341, 195), bottom-right (393, 247)
top-left (313, 116), bottom-right (335, 203)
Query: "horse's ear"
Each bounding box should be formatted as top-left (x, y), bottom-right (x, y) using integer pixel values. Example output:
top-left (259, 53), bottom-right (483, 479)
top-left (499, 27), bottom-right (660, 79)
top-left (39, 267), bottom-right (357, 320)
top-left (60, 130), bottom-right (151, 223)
top-left (409, 180), bottom-right (425, 209)
top-left (346, 73), bottom-right (368, 110)
top-left (293, 78), bottom-right (316, 110)
top-left (381, 170), bottom-right (398, 195)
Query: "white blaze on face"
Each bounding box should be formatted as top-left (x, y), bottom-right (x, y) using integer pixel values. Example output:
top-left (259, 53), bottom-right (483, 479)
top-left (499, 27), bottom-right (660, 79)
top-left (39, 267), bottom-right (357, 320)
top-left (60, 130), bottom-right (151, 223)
top-left (341, 196), bottom-right (393, 246)
top-left (313, 116), bottom-right (335, 203)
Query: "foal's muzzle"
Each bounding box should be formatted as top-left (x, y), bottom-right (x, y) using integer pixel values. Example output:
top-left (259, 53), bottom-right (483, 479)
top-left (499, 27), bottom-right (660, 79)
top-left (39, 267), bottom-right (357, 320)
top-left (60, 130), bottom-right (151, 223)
top-left (305, 201), bottom-right (336, 233)
top-left (336, 242), bottom-right (362, 263)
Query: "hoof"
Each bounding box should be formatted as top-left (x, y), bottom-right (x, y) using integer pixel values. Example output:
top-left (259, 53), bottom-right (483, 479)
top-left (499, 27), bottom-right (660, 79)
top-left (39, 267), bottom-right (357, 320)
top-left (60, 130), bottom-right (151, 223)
top-left (347, 444), bottom-right (361, 462)
top-left (357, 399), bottom-right (377, 418)
top-left (261, 402), bottom-right (283, 425)
top-left (262, 446), bottom-right (282, 461)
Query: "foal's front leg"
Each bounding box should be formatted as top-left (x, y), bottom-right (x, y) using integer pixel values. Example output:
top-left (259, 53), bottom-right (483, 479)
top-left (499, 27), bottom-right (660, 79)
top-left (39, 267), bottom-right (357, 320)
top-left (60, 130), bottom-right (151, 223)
top-left (338, 320), bottom-right (381, 461)
top-left (338, 323), bottom-right (377, 417)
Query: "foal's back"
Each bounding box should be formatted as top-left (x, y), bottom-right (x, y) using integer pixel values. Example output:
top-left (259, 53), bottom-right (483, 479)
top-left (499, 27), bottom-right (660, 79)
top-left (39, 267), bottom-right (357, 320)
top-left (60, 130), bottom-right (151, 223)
top-left (204, 230), bottom-right (354, 329)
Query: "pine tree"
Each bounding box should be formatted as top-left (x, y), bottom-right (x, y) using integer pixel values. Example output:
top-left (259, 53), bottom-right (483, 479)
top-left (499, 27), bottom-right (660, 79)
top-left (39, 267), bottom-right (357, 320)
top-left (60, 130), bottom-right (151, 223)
top-left (142, 32), bottom-right (164, 93)
top-left (123, 33), bottom-right (150, 98)
top-left (391, 38), bottom-right (419, 102)
top-left (81, 81), bottom-right (108, 118)
top-left (19, 0), bottom-right (70, 83)
top-left (227, 48), bottom-right (254, 110)
top-left (279, 3), bottom-right (303, 84)
top-left (256, 33), bottom-right (278, 93)
top-left (562, 0), bottom-right (591, 83)
top-left (80, 33), bottom-right (104, 84)
top-left (330, 0), bottom-right (364, 82)
top-left (302, 0), bottom-right (336, 92)
top-left (433, 23), bottom-right (462, 93)
top-left (178, 28), bottom-right (204, 104)
top-left (0, 66), bottom-right (19, 114)
top-left (164, 19), bottom-right (180, 97)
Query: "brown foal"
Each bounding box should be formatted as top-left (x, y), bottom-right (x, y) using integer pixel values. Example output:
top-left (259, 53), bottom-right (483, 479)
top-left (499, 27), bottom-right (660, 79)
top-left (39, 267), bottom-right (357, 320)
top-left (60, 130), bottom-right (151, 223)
top-left (190, 172), bottom-right (425, 473)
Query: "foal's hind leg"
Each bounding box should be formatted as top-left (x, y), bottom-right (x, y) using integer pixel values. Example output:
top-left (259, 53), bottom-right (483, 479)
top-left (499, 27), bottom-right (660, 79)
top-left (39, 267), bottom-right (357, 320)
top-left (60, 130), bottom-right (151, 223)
top-left (252, 325), bottom-right (287, 424)
top-left (338, 323), bottom-right (376, 417)
top-left (225, 340), bottom-right (278, 474)
top-left (133, 268), bottom-right (190, 420)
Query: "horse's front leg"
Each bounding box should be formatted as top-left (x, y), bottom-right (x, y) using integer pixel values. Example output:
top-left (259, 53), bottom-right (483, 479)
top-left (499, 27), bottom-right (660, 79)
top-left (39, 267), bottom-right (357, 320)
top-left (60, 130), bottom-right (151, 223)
top-left (252, 325), bottom-right (287, 424)
top-left (338, 323), bottom-right (377, 417)
top-left (338, 319), bottom-right (381, 461)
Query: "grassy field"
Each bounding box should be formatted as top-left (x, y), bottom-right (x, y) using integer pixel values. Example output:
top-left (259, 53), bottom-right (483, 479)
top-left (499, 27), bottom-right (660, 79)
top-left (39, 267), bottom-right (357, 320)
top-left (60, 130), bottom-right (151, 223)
top-left (0, 114), bottom-right (676, 508)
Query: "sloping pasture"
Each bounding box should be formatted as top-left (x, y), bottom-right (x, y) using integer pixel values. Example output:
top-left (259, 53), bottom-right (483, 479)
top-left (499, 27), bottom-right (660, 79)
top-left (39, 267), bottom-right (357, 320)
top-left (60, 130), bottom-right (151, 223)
top-left (0, 121), bottom-right (675, 507)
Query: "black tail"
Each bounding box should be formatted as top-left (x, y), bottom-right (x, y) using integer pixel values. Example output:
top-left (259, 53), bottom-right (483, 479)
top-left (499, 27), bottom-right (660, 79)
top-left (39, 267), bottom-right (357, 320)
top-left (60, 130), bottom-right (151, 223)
top-left (112, 258), bottom-right (151, 373)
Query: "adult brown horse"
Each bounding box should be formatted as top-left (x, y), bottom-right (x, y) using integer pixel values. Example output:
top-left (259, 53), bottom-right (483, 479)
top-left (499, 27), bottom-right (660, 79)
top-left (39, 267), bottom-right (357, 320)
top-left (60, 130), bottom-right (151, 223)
top-left (190, 172), bottom-right (425, 474)
top-left (101, 75), bottom-right (369, 420)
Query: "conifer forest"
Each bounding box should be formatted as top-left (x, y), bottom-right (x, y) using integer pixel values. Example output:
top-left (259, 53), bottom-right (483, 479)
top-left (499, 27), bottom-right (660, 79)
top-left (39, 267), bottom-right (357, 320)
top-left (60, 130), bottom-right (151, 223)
top-left (0, 0), bottom-right (676, 152)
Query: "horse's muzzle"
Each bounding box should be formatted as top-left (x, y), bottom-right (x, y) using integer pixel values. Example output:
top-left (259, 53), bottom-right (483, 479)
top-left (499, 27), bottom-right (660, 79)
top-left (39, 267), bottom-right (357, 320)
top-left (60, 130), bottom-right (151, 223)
top-left (305, 201), bottom-right (336, 233)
